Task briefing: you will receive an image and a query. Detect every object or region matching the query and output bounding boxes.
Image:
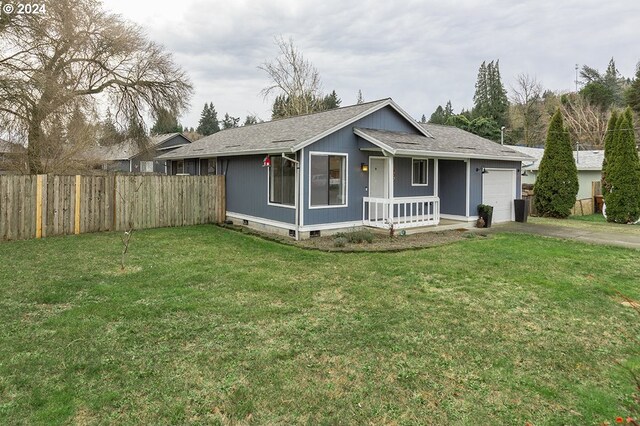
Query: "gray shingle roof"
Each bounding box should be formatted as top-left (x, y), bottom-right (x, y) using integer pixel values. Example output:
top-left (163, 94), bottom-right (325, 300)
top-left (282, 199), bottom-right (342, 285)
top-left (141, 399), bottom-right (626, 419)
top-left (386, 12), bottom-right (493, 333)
top-left (355, 125), bottom-right (531, 161)
top-left (509, 146), bottom-right (604, 171)
top-left (158, 99), bottom-right (400, 160)
top-left (92, 133), bottom-right (186, 161)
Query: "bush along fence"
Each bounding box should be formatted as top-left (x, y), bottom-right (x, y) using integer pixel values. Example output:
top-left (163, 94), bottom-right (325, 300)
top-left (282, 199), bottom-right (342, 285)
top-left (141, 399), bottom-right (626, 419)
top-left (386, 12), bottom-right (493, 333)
top-left (0, 174), bottom-right (226, 241)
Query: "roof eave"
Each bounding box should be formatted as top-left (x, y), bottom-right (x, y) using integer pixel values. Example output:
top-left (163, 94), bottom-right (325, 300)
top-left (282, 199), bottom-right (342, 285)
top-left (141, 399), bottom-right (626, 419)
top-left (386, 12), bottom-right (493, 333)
top-left (157, 146), bottom-right (295, 160)
top-left (394, 149), bottom-right (530, 162)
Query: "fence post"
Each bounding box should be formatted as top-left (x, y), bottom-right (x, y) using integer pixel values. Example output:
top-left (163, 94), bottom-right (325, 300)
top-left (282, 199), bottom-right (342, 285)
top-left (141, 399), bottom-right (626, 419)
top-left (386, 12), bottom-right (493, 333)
top-left (35, 175), bottom-right (43, 238)
top-left (74, 175), bottom-right (81, 235)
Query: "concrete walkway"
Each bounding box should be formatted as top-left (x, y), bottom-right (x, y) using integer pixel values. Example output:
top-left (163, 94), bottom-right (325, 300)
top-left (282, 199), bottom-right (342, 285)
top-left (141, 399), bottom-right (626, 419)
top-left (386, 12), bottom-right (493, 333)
top-left (485, 221), bottom-right (640, 250)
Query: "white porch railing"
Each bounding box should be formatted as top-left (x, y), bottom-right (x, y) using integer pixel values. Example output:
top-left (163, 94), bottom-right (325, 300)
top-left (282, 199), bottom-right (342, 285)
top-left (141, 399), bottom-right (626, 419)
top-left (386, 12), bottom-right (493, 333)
top-left (363, 196), bottom-right (440, 229)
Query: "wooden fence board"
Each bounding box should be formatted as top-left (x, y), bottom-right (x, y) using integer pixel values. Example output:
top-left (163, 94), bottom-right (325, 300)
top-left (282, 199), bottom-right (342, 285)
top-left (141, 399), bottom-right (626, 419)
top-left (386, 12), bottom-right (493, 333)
top-left (0, 174), bottom-right (225, 241)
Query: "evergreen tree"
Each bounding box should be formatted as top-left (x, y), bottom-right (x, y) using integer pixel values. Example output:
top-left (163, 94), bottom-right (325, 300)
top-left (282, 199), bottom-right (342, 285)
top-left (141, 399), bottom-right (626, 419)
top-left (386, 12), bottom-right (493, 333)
top-left (99, 109), bottom-right (126, 146)
top-left (533, 110), bottom-right (578, 218)
top-left (444, 100), bottom-right (454, 117)
top-left (420, 114), bottom-right (426, 123)
top-left (243, 115), bottom-right (260, 126)
top-left (626, 64), bottom-right (640, 114)
top-left (150, 108), bottom-right (182, 135)
top-left (601, 110), bottom-right (619, 194)
top-left (197, 103), bottom-right (220, 136)
top-left (221, 113), bottom-right (239, 129)
top-left (429, 105), bottom-right (446, 124)
top-left (473, 61), bottom-right (489, 118)
top-left (486, 60), bottom-right (509, 127)
top-left (322, 90), bottom-right (341, 110)
top-left (356, 89), bottom-right (364, 104)
top-left (473, 60), bottom-right (509, 127)
top-left (603, 108), bottom-right (640, 223)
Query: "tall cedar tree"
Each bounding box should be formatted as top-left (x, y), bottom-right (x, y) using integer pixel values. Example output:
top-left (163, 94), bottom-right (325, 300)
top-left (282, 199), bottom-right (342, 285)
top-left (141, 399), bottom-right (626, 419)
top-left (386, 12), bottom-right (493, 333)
top-left (472, 60), bottom-right (509, 128)
top-left (534, 110), bottom-right (578, 217)
top-left (603, 108), bottom-right (640, 223)
top-left (626, 65), bottom-right (640, 114)
top-left (197, 103), bottom-right (220, 136)
top-left (600, 110), bottom-right (619, 193)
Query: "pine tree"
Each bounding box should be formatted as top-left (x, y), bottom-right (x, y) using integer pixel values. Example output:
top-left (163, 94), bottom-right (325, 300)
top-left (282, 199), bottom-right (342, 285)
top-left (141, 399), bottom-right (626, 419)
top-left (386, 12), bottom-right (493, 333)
top-left (420, 114), bottom-right (426, 123)
top-left (601, 110), bottom-right (619, 194)
top-left (626, 65), bottom-right (640, 114)
top-left (429, 105), bottom-right (446, 124)
top-left (444, 100), bottom-right (454, 118)
top-left (487, 60), bottom-right (509, 127)
top-left (473, 61), bottom-right (489, 118)
top-left (603, 108), bottom-right (640, 223)
top-left (150, 108), bottom-right (182, 135)
top-left (197, 103), bottom-right (220, 136)
top-left (221, 113), bottom-right (239, 129)
top-left (322, 90), bottom-right (341, 110)
top-left (356, 89), bottom-right (364, 104)
top-left (534, 109), bottom-right (578, 218)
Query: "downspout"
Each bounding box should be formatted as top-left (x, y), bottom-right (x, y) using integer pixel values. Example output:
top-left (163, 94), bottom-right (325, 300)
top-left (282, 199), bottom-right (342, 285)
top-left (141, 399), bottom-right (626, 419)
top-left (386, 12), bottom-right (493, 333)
top-left (282, 152), bottom-right (300, 241)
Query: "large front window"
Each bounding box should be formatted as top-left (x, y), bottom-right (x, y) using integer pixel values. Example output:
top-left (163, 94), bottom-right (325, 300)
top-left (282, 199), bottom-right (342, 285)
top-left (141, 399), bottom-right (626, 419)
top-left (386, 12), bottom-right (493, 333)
top-left (269, 155), bottom-right (295, 206)
top-left (310, 153), bottom-right (346, 207)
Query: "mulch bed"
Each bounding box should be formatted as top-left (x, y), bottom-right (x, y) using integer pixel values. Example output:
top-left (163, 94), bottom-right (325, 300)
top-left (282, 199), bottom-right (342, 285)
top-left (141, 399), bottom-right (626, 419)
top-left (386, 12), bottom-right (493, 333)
top-left (218, 224), bottom-right (489, 252)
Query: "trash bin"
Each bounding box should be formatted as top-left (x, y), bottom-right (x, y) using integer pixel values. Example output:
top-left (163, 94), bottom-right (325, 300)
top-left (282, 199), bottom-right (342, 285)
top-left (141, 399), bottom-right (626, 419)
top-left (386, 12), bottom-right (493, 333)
top-left (514, 199), bottom-right (528, 223)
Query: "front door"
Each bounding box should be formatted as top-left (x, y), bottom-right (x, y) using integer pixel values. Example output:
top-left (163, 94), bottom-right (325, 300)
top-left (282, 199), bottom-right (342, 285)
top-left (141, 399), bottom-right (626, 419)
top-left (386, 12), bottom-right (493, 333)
top-left (369, 157), bottom-right (388, 220)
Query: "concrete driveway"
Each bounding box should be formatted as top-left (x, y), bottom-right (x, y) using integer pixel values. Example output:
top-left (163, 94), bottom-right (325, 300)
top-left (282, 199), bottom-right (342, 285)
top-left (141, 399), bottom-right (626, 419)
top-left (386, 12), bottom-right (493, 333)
top-left (487, 221), bottom-right (640, 250)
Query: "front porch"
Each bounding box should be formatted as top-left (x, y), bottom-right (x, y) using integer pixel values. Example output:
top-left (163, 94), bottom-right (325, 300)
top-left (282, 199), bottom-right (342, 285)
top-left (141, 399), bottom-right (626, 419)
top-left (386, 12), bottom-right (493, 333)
top-left (363, 196), bottom-right (441, 229)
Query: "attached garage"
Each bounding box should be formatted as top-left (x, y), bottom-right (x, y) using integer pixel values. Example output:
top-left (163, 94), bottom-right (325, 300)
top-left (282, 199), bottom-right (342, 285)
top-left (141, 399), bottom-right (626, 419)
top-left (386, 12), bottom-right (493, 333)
top-left (482, 168), bottom-right (517, 223)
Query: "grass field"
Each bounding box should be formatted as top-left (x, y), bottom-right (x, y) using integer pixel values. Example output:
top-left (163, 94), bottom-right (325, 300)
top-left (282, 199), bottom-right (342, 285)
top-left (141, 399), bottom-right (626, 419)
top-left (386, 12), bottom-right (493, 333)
top-left (1, 226), bottom-right (639, 424)
top-left (531, 214), bottom-right (640, 236)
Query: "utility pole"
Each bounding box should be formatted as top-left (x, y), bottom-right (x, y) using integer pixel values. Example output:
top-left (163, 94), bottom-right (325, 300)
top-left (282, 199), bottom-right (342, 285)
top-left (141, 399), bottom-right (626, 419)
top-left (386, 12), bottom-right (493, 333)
top-left (501, 126), bottom-right (505, 145)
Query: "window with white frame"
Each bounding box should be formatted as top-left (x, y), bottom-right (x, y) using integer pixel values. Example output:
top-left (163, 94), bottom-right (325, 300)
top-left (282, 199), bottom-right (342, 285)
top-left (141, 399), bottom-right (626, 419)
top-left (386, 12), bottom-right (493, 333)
top-left (140, 161), bottom-right (154, 173)
top-left (177, 160), bottom-right (185, 174)
top-left (310, 153), bottom-right (346, 207)
top-left (269, 155), bottom-right (295, 206)
top-left (412, 159), bottom-right (428, 185)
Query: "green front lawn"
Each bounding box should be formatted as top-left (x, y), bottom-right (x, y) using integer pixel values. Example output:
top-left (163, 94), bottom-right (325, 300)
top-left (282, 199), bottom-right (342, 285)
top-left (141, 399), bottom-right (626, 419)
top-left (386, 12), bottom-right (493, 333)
top-left (1, 227), bottom-right (638, 424)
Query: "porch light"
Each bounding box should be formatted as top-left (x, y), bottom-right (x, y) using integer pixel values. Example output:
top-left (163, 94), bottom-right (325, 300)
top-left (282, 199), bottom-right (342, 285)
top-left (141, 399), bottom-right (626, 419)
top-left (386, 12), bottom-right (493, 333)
top-left (476, 167), bottom-right (488, 174)
top-left (361, 163), bottom-right (369, 172)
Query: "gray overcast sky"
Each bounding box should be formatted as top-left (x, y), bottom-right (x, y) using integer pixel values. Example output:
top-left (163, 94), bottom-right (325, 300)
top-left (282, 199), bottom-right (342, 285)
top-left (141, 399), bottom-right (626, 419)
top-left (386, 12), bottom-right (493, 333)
top-left (102, 0), bottom-right (640, 128)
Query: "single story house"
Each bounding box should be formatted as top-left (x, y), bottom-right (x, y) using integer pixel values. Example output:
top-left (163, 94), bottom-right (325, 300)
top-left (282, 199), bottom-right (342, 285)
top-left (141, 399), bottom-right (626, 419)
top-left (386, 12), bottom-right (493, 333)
top-left (92, 133), bottom-right (192, 174)
top-left (158, 98), bottom-right (530, 239)
top-left (0, 139), bottom-right (27, 174)
top-left (510, 146), bottom-right (603, 200)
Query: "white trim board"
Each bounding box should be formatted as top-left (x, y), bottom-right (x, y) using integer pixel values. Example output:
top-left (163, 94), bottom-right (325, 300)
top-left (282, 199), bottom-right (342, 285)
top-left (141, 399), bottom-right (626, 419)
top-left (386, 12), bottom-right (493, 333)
top-left (440, 214), bottom-right (479, 222)
top-left (227, 211), bottom-right (363, 233)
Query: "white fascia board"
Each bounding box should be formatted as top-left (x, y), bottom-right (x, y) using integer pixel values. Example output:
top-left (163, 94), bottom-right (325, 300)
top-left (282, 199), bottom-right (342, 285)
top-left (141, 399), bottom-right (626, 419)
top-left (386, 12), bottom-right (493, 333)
top-left (387, 99), bottom-right (434, 138)
top-left (291, 99), bottom-right (392, 152)
top-left (394, 149), bottom-right (529, 162)
top-left (353, 128), bottom-right (396, 155)
top-left (158, 147), bottom-right (294, 160)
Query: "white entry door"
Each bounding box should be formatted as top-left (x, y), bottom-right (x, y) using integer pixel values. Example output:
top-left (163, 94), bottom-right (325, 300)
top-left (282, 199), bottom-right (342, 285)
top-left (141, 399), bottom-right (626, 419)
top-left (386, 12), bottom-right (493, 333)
top-left (482, 169), bottom-right (516, 223)
top-left (369, 157), bottom-right (388, 220)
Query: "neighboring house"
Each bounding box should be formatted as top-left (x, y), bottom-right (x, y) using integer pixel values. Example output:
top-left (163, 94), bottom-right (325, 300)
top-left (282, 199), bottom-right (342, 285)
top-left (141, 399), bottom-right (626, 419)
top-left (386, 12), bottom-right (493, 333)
top-left (0, 139), bottom-right (27, 174)
top-left (158, 98), bottom-right (530, 238)
top-left (510, 146), bottom-right (603, 200)
top-left (92, 133), bottom-right (192, 174)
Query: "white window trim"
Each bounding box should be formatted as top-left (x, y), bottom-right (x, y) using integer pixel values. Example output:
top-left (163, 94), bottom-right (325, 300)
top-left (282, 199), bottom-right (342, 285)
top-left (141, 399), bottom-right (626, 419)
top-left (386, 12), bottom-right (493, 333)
top-left (267, 154), bottom-right (296, 209)
top-left (308, 151), bottom-right (349, 209)
top-left (411, 158), bottom-right (429, 186)
top-left (140, 160), bottom-right (154, 173)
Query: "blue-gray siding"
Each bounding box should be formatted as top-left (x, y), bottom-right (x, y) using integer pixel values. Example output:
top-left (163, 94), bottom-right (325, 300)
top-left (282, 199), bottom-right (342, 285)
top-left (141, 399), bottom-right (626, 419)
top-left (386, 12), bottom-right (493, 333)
top-left (438, 160), bottom-right (467, 216)
top-left (393, 157), bottom-right (435, 197)
top-left (469, 159), bottom-right (522, 214)
top-left (303, 106), bottom-right (419, 226)
top-left (224, 155), bottom-right (295, 224)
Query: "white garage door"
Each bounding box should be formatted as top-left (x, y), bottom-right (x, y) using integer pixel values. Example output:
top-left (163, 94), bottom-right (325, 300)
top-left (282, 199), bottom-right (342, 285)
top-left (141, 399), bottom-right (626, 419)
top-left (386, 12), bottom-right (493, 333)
top-left (482, 169), bottom-right (516, 223)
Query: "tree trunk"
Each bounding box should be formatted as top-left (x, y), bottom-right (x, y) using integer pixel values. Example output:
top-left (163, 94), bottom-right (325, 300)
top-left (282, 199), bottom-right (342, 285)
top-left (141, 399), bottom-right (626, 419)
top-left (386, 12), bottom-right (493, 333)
top-left (27, 112), bottom-right (45, 174)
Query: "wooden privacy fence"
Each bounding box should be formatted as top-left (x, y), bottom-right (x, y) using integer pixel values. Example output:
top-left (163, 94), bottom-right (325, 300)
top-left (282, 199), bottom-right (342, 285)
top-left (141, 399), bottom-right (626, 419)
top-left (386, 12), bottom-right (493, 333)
top-left (0, 174), bottom-right (225, 241)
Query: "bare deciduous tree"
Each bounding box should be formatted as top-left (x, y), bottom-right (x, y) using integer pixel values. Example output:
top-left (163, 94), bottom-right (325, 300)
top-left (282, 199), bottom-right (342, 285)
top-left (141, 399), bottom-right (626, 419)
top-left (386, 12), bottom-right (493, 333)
top-left (510, 74), bottom-right (544, 146)
top-left (0, 0), bottom-right (193, 174)
top-left (259, 36), bottom-right (324, 118)
top-left (560, 93), bottom-right (609, 148)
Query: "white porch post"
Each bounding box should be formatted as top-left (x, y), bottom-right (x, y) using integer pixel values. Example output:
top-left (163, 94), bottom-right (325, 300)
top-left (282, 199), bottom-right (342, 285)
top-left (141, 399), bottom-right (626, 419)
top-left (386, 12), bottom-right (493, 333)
top-left (434, 158), bottom-right (439, 197)
top-left (388, 156), bottom-right (394, 225)
top-left (465, 159), bottom-right (470, 218)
